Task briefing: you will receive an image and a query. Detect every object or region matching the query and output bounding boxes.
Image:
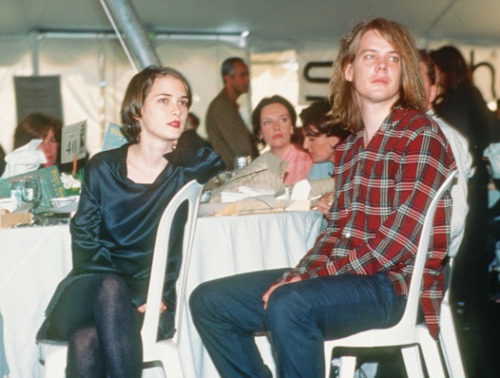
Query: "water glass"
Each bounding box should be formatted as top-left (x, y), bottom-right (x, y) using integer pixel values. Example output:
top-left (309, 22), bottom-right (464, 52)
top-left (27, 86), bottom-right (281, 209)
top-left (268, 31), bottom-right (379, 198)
top-left (21, 176), bottom-right (42, 217)
top-left (234, 155), bottom-right (251, 171)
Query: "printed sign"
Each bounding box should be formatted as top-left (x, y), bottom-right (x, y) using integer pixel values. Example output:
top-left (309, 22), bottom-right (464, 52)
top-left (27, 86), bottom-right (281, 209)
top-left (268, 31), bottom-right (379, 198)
top-left (60, 120), bottom-right (87, 164)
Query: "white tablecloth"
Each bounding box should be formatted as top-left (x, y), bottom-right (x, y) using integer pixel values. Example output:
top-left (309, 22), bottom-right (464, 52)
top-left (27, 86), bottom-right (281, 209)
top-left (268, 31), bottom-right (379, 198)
top-left (179, 210), bottom-right (325, 378)
top-left (0, 225), bottom-right (72, 378)
top-left (0, 210), bottom-right (325, 378)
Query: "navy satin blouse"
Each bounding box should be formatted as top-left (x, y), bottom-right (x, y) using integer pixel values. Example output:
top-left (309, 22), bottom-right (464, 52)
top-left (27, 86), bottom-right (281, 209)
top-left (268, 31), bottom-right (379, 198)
top-left (69, 130), bottom-right (223, 307)
top-left (36, 131), bottom-right (223, 342)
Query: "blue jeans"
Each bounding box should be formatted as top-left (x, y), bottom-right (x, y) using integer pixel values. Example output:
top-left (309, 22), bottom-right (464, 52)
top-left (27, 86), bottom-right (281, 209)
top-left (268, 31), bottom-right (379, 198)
top-left (190, 269), bottom-right (406, 378)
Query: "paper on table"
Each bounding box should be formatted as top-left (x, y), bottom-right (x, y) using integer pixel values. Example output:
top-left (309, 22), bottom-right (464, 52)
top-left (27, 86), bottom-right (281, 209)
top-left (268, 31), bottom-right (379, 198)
top-left (0, 212), bottom-right (33, 227)
top-left (209, 153), bottom-right (287, 203)
top-left (220, 187), bottom-right (276, 203)
top-left (309, 177), bottom-right (335, 198)
top-left (288, 177), bottom-right (334, 201)
top-left (199, 196), bottom-right (312, 217)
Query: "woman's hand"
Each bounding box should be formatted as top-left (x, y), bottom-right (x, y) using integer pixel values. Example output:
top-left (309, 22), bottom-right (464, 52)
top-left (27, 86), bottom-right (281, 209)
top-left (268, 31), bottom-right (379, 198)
top-left (137, 301), bottom-right (167, 314)
top-left (317, 192), bottom-right (334, 219)
top-left (262, 276), bottom-right (301, 310)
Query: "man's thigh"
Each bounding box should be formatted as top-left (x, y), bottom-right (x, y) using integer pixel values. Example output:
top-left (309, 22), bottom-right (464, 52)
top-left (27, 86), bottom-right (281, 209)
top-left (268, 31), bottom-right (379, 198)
top-left (270, 273), bottom-right (405, 340)
top-left (191, 268), bottom-right (289, 332)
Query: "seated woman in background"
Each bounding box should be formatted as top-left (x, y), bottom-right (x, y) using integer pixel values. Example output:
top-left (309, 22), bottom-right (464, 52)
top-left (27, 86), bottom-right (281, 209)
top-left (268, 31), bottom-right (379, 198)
top-left (36, 66), bottom-right (223, 376)
top-left (13, 112), bottom-right (90, 175)
top-left (252, 95), bottom-right (312, 185)
top-left (14, 112), bottom-right (62, 168)
top-left (300, 99), bottom-right (351, 217)
top-left (300, 99), bottom-right (350, 179)
top-left (1, 112), bottom-right (63, 178)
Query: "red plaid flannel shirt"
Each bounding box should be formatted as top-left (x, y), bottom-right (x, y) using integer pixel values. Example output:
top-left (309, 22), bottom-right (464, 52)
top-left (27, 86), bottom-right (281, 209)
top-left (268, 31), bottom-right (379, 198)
top-left (279, 107), bottom-right (455, 339)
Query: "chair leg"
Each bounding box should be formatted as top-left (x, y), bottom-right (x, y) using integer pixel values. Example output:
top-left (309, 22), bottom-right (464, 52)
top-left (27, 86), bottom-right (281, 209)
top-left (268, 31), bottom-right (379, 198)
top-left (415, 326), bottom-right (446, 378)
top-left (43, 347), bottom-right (67, 378)
top-left (439, 302), bottom-right (466, 378)
top-left (142, 365), bottom-right (167, 378)
top-left (401, 345), bottom-right (425, 378)
top-left (338, 356), bottom-right (356, 378)
top-left (324, 342), bottom-right (335, 377)
top-left (154, 343), bottom-right (184, 378)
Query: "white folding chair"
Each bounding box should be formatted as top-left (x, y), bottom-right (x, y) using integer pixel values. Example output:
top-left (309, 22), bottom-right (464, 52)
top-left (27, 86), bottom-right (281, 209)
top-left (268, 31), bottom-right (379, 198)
top-left (323, 171), bottom-right (457, 378)
top-left (38, 179), bottom-right (204, 377)
top-left (438, 257), bottom-right (466, 378)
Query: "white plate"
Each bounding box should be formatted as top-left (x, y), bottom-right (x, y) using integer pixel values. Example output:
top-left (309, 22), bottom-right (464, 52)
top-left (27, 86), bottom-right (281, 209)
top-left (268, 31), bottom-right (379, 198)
top-left (0, 198), bottom-right (19, 213)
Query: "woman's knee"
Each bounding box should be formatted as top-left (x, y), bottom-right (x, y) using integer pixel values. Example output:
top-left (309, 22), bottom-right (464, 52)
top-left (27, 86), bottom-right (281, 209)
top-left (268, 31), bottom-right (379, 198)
top-left (96, 273), bottom-right (128, 301)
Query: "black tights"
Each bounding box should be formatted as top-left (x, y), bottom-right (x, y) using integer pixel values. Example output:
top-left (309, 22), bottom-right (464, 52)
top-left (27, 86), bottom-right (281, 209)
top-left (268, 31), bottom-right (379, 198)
top-left (49, 273), bottom-right (142, 378)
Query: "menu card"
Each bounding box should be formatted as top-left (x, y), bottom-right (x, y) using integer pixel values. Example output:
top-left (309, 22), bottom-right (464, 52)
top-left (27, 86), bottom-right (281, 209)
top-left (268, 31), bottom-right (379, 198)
top-left (102, 123), bottom-right (128, 151)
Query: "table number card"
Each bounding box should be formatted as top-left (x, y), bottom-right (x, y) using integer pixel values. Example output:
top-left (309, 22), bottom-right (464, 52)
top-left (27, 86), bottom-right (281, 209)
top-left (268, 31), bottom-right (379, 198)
top-left (61, 120), bottom-right (87, 164)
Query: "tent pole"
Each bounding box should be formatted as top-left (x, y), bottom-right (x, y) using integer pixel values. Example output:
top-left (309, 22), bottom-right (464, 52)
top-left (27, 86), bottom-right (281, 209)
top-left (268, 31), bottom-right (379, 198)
top-left (99, 0), bottom-right (161, 71)
top-left (30, 32), bottom-right (40, 76)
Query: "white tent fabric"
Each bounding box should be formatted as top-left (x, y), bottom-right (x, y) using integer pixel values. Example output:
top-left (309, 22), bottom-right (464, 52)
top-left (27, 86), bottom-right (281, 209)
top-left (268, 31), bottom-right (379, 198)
top-left (295, 39), bottom-right (500, 108)
top-left (251, 49), bottom-right (299, 115)
top-left (1, 35), bottom-right (500, 157)
top-left (0, 36), bottom-right (246, 156)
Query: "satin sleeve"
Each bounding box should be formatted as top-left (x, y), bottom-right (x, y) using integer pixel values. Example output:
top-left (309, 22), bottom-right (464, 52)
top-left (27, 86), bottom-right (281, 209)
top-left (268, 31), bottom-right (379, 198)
top-left (165, 130), bottom-right (225, 183)
top-left (70, 158), bottom-right (114, 273)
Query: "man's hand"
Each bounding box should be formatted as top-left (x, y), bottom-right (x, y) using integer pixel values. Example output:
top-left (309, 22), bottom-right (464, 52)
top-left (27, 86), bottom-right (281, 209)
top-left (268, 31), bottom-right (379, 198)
top-left (137, 301), bottom-right (167, 314)
top-left (262, 277), bottom-right (301, 310)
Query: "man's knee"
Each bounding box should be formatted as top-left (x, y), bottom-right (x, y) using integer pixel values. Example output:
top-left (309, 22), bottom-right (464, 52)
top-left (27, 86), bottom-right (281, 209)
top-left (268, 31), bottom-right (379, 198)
top-left (189, 281), bottom-right (220, 319)
top-left (265, 285), bottom-right (308, 330)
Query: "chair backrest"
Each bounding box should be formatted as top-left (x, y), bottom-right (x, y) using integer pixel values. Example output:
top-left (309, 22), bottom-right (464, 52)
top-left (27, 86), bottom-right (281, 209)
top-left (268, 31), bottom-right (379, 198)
top-left (399, 171), bottom-right (457, 329)
top-left (141, 180), bottom-right (203, 358)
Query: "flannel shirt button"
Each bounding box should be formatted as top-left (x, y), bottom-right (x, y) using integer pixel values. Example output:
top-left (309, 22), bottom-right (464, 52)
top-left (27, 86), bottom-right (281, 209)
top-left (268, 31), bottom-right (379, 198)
top-left (345, 232), bottom-right (351, 238)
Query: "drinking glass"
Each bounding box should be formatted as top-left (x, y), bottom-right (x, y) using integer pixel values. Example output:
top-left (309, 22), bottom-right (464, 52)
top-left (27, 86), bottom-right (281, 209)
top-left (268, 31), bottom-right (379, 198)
top-left (234, 155), bottom-right (251, 171)
top-left (21, 176), bottom-right (42, 220)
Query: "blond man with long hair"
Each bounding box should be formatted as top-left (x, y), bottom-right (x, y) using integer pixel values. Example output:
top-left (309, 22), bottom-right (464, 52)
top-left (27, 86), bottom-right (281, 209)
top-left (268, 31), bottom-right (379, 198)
top-left (330, 18), bottom-right (427, 132)
top-left (190, 18), bottom-right (456, 377)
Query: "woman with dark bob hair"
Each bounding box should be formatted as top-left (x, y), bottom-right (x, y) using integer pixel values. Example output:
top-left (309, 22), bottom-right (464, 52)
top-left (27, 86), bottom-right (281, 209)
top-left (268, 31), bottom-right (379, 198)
top-left (300, 99), bottom-right (350, 179)
top-left (36, 66), bottom-right (223, 377)
top-left (251, 95), bottom-right (312, 185)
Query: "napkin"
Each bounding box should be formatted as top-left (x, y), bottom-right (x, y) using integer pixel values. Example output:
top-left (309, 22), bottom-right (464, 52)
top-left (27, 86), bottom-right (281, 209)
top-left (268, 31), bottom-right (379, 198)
top-left (291, 179), bottom-right (311, 200)
top-left (0, 198), bottom-right (18, 213)
top-left (60, 172), bottom-right (82, 191)
top-left (1, 140), bottom-right (46, 179)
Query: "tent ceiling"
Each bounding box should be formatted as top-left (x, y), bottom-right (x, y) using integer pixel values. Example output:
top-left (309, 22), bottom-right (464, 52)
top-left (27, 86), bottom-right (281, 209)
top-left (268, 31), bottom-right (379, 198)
top-left (1, 0), bottom-right (499, 45)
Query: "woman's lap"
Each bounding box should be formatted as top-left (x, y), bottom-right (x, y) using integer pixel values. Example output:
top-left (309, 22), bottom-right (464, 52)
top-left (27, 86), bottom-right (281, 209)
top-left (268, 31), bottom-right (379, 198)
top-left (46, 273), bottom-right (141, 340)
